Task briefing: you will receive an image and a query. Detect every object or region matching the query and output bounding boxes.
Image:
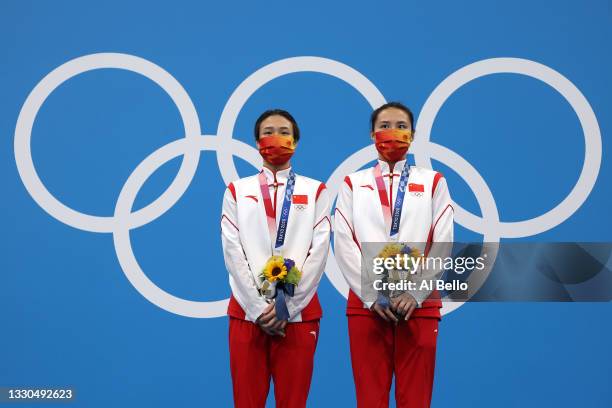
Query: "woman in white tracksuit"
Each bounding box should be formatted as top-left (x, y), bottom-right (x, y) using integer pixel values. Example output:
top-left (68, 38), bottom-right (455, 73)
top-left (334, 101), bottom-right (454, 408)
top-left (221, 109), bottom-right (331, 408)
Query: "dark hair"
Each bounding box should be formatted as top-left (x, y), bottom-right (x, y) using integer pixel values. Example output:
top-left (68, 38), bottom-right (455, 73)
top-left (254, 109), bottom-right (300, 142)
top-left (370, 101), bottom-right (414, 132)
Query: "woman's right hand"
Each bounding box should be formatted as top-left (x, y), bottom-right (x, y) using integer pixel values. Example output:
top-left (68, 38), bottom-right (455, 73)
top-left (370, 302), bottom-right (399, 324)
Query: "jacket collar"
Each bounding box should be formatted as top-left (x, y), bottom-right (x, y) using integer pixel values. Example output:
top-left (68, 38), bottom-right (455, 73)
top-left (260, 165), bottom-right (293, 184)
top-left (377, 158), bottom-right (407, 176)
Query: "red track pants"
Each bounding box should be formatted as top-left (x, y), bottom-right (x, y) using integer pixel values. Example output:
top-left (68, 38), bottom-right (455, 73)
top-left (228, 317), bottom-right (319, 408)
top-left (348, 315), bottom-right (439, 408)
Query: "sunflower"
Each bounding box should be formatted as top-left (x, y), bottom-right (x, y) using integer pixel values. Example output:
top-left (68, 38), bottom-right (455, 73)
top-left (263, 256), bottom-right (288, 282)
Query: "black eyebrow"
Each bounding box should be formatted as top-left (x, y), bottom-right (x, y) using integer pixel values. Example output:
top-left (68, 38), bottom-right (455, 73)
top-left (262, 126), bottom-right (290, 130)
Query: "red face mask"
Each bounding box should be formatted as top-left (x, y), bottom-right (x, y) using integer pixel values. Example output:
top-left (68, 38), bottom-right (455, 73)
top-left (374, 129), bottom-right (413, 162)
top-left (258, 135), bottom-right (296, 165)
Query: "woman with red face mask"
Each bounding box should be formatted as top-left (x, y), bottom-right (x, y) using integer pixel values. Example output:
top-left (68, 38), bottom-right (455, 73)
top-left (220, 109), bottom-right (331, 408)
top-left (334, 102), bottom-right (454, 408)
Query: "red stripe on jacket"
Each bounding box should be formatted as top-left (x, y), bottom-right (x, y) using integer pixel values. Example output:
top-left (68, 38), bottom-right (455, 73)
top-left (227, 182), bottom-right (236, 200)
top-left (315, 183), bottom-right (327, 201)
top-left (344, 176), bottom-right (353, 190)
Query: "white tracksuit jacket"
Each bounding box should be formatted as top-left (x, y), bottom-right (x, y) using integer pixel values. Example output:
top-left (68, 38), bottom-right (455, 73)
top-left (334, 159), bottom-right (454, 315)
top-left (221, 166), bottom-right (331, 323)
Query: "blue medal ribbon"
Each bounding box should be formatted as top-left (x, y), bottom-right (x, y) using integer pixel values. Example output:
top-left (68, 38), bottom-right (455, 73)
top-left (273, 281), bottom-right (295, 321)
top-left (274, 169), bottom-right (296, 252)
top-left (267, 169), bottom-right (296, 321)
top-left (389, 161), bottom-right (410, 240)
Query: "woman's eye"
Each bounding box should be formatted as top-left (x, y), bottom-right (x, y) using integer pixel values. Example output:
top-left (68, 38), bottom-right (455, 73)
top-left (380, 124), bottom-right (389, 129)
top-left (398, 124), bottom-right (406, 129)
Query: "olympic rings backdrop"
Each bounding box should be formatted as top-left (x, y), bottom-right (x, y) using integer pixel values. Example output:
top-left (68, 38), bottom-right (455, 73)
top-left (1, 1), bottom-right (611, 407)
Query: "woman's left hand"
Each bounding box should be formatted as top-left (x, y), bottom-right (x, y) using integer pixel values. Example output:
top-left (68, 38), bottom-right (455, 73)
top-left (390, 293), bottom-right (417, 320)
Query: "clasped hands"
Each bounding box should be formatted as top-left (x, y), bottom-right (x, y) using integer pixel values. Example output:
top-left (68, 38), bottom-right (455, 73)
top-left (256, 303), bottom-right (287, 336)
top-left (370, 292), bottom-right (417, 323)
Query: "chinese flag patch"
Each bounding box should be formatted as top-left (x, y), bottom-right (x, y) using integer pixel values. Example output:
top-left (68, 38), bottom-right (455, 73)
top-left (408, 183), bottom-right (424, 192)
top-left (292, 194), bottom-right (308, 204)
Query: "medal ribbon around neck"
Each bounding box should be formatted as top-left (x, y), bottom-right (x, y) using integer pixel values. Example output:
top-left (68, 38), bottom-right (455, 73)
top-left (373, 161), bottom-right (410, 242)
top-left (258, 169), bottom-right (296, 255)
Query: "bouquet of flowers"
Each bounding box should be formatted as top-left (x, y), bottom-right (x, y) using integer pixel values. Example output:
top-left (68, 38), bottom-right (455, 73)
top-left (377, 243), bottom-right (422, 274)
top-left (375, 243), bottom-right (423, 307)
top-left (260, 256), bottom-right (302, 320)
